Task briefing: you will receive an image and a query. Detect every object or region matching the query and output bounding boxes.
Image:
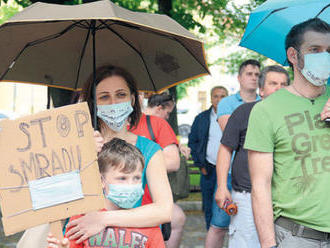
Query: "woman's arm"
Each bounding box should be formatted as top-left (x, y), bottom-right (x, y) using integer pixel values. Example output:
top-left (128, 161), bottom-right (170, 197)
top-left (66, 150), bottom-right (173, 244)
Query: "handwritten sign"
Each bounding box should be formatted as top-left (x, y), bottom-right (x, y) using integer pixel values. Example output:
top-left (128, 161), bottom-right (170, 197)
top-left (0, 102), bottom-right (105, 236)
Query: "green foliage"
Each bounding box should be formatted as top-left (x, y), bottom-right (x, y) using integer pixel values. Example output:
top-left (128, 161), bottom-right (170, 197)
top-left (0, 2), bottom-right (22, 24)
top-left (176, 77), bottom-right (201, 99)
top-left (2, 0), bottom-right (270, 100)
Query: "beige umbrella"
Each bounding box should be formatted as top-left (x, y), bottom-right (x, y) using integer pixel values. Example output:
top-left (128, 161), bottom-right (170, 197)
top-left (0, 0), bottom-right (209, 93)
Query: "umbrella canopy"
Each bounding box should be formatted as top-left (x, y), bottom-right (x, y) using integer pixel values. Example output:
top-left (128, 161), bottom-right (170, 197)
top-left (0, 0), bottom-right (209, 92)
top-left (240, 0), bottom-right (330, 66)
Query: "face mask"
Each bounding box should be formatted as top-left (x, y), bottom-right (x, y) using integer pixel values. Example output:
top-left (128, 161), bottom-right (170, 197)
top-left (97, 101), bottom-right (133, 132)
top-left (301, 52), bottom-right (330, 87)
top-left (104, 183), bottom-right (144, 209)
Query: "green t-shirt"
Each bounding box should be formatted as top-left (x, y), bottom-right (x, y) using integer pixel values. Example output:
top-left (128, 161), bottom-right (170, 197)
top-left (244, 86), bottom-right (330, 232)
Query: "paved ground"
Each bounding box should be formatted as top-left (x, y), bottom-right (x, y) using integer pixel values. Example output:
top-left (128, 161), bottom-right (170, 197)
top-left (179, 202), bottom-right (228, 248)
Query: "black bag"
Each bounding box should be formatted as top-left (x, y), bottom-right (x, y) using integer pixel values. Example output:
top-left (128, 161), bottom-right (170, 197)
top-left (146, 115), bottom-right (190, 202)
top-left (167, 155), bottom-right (190, 202)
top-left (161, 222), bottom-right (172, 241)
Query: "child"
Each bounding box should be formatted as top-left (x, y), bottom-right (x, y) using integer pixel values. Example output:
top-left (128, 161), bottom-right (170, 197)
top-left (47, 138), bottom-right (165, 248)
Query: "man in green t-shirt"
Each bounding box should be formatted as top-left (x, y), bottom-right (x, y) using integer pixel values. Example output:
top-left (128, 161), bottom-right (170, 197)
top-left (244, 18), bottom-right (330, 248)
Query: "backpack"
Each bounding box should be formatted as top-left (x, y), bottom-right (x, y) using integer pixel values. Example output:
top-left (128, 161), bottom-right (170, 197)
top-left (146, 115), bottom-right (190, 202)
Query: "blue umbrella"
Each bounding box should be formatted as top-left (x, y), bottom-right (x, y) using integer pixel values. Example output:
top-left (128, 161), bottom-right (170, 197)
top-left (240, 0), bottom-right (330, 65)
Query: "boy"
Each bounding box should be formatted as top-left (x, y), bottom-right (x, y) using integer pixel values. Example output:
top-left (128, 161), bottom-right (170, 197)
top-left (47, 138), bottom-right (165, 248)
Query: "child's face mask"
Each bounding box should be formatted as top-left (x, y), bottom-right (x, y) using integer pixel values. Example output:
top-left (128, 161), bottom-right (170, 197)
top-left (97, 101), bottom-right (133, 132)
top-left (104, 183), bottom-right (144, 209)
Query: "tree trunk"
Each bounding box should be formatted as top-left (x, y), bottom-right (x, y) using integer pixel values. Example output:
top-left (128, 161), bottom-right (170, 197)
top-left (158, 0), bottom-right (178, 135)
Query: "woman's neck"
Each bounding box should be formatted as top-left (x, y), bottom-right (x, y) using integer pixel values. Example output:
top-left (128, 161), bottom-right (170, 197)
top-left (100, 122), bottom-right (137, 145)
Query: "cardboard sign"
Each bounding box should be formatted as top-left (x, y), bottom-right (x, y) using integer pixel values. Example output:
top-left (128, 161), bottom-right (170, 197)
top-left (0, 102), bottom-right (105, 236)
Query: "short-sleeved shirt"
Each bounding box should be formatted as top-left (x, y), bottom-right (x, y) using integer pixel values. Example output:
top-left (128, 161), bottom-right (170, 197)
top-left (244, 87), bottom-right (330, 232)
top-left (132, 116), bottom-right (177, 205)
top-left (135, 135), bottom-right (161, 207)
top-left (66, 210), bottom-right (165, 248)
top-left (217, 91), bottom-right (261, 119)
top-left (131, 114), bottom-right (178, 148)
top-left (221, 101), bottom-right (258, 192)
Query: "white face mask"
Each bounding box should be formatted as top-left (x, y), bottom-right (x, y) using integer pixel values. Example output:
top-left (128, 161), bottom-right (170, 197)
top-left (97, 101), bottom-right (133, 132)
top-left (301, 52), bottom-right (330, 87)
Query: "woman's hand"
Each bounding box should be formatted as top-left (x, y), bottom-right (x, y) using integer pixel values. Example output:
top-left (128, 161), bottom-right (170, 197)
top-left (47, 233), bottom-right (69, 248)
top-left (66, 212), bottom-right (106, 244)
top-left (94, 131), bottom-right (105, 152)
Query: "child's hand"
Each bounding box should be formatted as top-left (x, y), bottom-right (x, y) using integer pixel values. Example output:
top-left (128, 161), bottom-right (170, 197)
top-left (47, 233), bottom-right (69, 248)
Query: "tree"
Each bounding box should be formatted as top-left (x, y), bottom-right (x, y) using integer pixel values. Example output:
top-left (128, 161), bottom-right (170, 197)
top-left (1, 0), bottom-right (268, 110)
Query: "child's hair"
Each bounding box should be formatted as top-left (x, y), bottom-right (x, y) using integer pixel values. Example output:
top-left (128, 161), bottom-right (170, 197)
top-left (98, 138), bottom-right (145, 174)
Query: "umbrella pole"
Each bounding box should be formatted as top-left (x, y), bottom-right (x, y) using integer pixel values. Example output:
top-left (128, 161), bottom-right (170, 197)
top-left (91, 20), bottom-right (97, 129)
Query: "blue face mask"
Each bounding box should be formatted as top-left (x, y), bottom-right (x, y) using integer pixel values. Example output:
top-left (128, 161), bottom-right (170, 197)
top-left (97, 101), bottom-right (133, 132)
top-left (301, 52), bottom-right (330, 87)
top-left (104, 183), bottom-right (144, 209)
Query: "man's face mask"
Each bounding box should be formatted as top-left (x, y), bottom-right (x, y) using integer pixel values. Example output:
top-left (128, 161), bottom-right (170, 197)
top-left (97, 101), bottom-right (133, 132)
top-left (300, 52), bottom-right (330, 87)
top-left (104, 183), bottom-right (144, 209)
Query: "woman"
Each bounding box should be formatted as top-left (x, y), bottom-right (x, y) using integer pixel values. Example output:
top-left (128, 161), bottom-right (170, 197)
top-left (65, 65), bottom-right (173, 244)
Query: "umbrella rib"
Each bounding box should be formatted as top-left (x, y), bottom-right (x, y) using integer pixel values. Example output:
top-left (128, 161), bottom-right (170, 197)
top-left (0, 21), bottom-right (84, 82)
top-left (73, 24), bottom-right (92, 89)
top-left (28, 21), bottom-right (84, 46)
top-left (241, 7), bottom-right (287, 43)
top-left (100, 20), bottom-right (157, 92)
top-left (105, 20), bottom-right (209, 74)
top-left (315, 4), bottom-right (330, 18)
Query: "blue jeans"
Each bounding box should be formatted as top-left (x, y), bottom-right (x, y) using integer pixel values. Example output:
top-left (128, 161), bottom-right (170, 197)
top-left (210, 173), bottom-right (232, 228)
top-left (200, 166), bottom-right (217, 230)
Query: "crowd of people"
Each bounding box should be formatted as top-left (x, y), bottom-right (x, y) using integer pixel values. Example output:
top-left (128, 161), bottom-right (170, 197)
top-left (4, 16), bottom-right (328, 248)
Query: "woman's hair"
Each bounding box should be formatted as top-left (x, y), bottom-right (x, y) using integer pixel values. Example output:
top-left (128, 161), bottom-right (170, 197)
top-left (98, 138), bottom-right (145, 174)
top-left (80, 65), bottom-right (141, 130)
top-left (147, 92), bottom-right (174, 109)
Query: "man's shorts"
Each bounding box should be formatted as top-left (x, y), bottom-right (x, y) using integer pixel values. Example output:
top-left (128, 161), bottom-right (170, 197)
top-left (210, 174), bottom-right (232, 228)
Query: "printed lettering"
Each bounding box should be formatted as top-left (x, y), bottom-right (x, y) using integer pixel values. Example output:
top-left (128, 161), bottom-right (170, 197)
top-left (285, 113), bottom-right (304, 136)
top-left (102, 228), bottom-right (117, 246)
top-left (304, 111), bottom-right (314, 131)
top-left (130, 231), bottom-right (143, 247)
top-left (89, 232), bottom-right (103, 246)
top-left (322, 156), bottom-right (330, 172)
top-left (118, 229), bottom-right (130, 248)
top-left (291, 133), bottom-right (310, 154)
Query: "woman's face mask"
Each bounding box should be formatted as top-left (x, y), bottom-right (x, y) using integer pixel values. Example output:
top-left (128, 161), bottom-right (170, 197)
top-left (97, 101), bottom-right (133, 132)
